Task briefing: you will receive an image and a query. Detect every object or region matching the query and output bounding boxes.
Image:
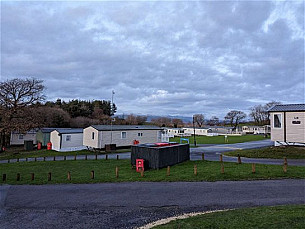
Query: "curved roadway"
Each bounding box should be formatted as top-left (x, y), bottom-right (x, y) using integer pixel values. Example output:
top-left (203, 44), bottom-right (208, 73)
top-left (0, 180), bottom-right (304, 228)
top-left (1, 140), bottom-right (304, 166)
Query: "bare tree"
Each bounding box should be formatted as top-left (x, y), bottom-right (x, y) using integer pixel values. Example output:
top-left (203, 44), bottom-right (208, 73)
top-left (207, 116), bottom-right (220, 126)
top-left (125, 114), bottom-right (138, 125)
top-left (224, 110), bottom-right (246, 128)
top-left (193, 114), bottom-right (205, 127)
top-left (151, 117), bottom-right (172, 127)
top-left (0, 78), bottom-right (45, 147)
top-left (0, 78), bottom-right (45, 109)
top-left (249, 101), bottom-right (281, 125)
top-left (172, 118), bottom-right (184, 128)
top-left (249, 105), bottom-right (265, 125)
top-left (135, 115), bottom-right (147, 125)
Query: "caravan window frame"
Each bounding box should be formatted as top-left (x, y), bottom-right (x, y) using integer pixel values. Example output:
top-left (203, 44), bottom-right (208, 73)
top-left (121, 132), bottom-right (127, 139)
top-left (273, 113), bottom-right (282, 128)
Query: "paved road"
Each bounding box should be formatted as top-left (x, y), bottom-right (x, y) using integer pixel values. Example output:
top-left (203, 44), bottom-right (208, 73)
top-left (0, 179), bottom-right (304, 228)
top-left (191, 140), bottom-right (305, 166)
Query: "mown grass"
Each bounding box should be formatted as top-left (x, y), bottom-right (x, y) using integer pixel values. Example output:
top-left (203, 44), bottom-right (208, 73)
top-left (225, 146), bottom-right (305, 159)
top-left (155, 205), bottom-right (305, 229)
top-left (0, 147), bottom-right (130, 160)
top-left (1, 159), bottom-right (304, 185)
top-left (170, 134), bottom-right (268, 145)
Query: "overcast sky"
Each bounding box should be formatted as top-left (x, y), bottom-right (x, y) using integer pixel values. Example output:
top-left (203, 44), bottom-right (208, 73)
top-left (1, 0), bottom-right (304, 119)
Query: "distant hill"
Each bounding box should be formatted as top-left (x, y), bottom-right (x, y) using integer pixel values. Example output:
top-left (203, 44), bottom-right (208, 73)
top-left (146, 115), bottom-right (193, 123)
top-left (115, 114), bottom-right (193, 123)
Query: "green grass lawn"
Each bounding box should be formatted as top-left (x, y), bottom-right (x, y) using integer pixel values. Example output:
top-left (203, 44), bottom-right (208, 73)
top-left (1, 159), bottom-right (304, 185)
top-left (225, 146), bottom-right (305, 159)
top-left (170, 134), bottom-right (268, 145)
top-left (0, 147), bottom-right (130, 160)
top-left (155, 205), bottom-right (305, 228)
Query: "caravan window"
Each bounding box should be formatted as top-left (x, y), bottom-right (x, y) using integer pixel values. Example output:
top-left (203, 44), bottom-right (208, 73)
top-left (92, 132), bottom-right (95, 140)
top-left (121, 132), bottom-right (127, 139)
top-left (66, 135), bottom-right (71, 141)
top-left (19, 134), bottom-right (24, 140)
top-left (274, 114), bottom-right (282, 128)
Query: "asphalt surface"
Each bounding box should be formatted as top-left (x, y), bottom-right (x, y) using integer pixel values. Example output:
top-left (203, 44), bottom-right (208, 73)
top-left (1, 140), bottom-right (304, 166)
top-left (191, 140), bottom-right (305, 166)
top-left (0, 179), bottom-right (304, 228)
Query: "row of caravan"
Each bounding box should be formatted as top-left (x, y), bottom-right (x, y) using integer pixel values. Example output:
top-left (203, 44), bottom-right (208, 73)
top-left (11, 125), bottom-right (164, 152)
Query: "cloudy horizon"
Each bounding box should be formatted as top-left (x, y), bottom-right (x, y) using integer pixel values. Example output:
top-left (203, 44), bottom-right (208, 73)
top-left (1, 0), bottom-right (304, 119)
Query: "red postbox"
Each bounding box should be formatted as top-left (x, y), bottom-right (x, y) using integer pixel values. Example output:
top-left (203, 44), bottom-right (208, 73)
top-left (37, 142), bottom-right (42, 150)
top-left (136, 159), bottom-right (144, 172)
top-left (47, 142), bottom-right (52, 150)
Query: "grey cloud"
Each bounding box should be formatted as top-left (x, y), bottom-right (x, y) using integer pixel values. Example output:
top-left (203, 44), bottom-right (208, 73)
top-left (1, 1), bottom-right (304, 119)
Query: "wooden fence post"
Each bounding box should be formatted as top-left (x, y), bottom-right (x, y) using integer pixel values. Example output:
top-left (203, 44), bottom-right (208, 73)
top-left (2, 174), bottom-right (6, 182)
top-left (43, 157), bottom-right (46, 161)
top-left (105, 155), bottom-right (108, 160)
top-left (8, 159), bottom-right (10, 163)
top-left (31, 173), bottom-right (35, 181)
top-left (115, 166), bottom-right (119, 178)
top-left (202, 153), bottom-right (205, 161)
top-left (74, 155), bottom-right (77, 160)
top-left (35, 157), bottom-right (37, 162)
top-left (64, 156), bottom-right (66, 161)
top-left (17, 158), bottom-right (19, 162)
top-left (48, 172), bottom-right (52, 181)
top-left (167, 166), bottom-right (170, 176)
top-left (221, 163), bottom-right (224, 174)
top-left (53, 156), bottom-right (56, 161)
top-left (220, 154), bottom-right (223, 162)
top-left (85, 155), bottom-right (88, 160)
top-left (26, 158), bottom-right (28, 162)
top-left (252, 163), bottom-right (256, 174)
top-left (140, 168), bottom-right (144, 177)
top-left (95, 154), bottom-right (98, 160)
top-left (194, 164), bottom-right (197, 176)
top-left (284, 157), bottom-right (288, 165)
top-left (283, 164), bottom-right (287, 173)
top-left (67, 171), bottom-right (71, 180)
top-left (117, 155), bottom-right (119, 160)
top-left (16, 173), bottom-right (20, 181)
top-left (283, 157), bottom-right (288, 173)
top-left (237, 154), bottom-right (242, 164)
top-left (91, 170), bottom-right (95, 179)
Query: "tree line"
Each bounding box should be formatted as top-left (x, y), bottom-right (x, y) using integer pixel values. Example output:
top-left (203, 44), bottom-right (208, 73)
top-left (0, 77), bottom-right (281, 147)
top-left (0, 78), bottom-right (117, 147)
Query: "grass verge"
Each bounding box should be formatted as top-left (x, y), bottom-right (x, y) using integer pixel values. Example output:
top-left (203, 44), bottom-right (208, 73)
top-left (170, 134), bottom-right (268, 145)
top-left (225, 146), bottom-right (305, 159)
top-left (0, 148), bottom-right (130, 160)
top-left (1, 160), bottom-right (304, 185)
top-left (154, 205), bottom-right (305, 229)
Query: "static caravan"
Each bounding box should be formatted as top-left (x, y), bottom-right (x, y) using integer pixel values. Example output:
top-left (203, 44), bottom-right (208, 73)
top-left (164, 128), bottom-right (190, 137)
top-left (36, 128), bottom-right (57, 147)
top-left (83, 125), bottom-right (163, 149)
top-left (50, 128), bottom-right (86, 152)
top-left (159, 129), bottom-right (171, 142)
top-left (10, 130), bottom-right (37, 145)
top-left (242, 126), bottom-right (268, 135)
top-left (269, 104), bottom-right (305, 146)
top-left (183, 127), bottom-right (211, 136)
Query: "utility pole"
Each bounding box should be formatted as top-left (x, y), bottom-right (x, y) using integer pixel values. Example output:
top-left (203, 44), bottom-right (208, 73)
top-left (193, 115), bottom-right (197, 147)
top-left (110, 90), bottom-right (115, 144)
